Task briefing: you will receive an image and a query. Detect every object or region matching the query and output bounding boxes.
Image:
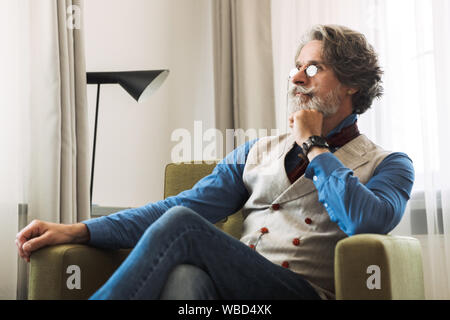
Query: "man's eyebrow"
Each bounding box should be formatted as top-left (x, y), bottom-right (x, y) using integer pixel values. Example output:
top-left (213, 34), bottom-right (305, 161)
top-left (295, 60), bottom-right (325, 68)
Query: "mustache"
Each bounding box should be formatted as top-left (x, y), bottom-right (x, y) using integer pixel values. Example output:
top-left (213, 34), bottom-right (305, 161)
top-left (288, 85), bottom-right (315, 98)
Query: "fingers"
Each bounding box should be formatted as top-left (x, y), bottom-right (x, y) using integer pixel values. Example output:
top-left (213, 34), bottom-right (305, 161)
top-left (16, 220), bottom-right (85, 262)
top-left (292, 109), bottom-right (323, 117)
top-left (16, 220), bottom-right (48, 262)
top-left (16, 234), bottom-right (50, 263)
top-left (16, 237), bottom-right (33, 262)
top-left (291, 110), bottom-right (323, 131)
top-left (17, 220), bottom-right (42, 244)
top-left (16, 220), bottom-right (37, 253)
top-left (22, 234), bottom-right (51, 259)
top-left (15, 238), bottom-right (28, 262)
top-left (288, 115), bottom-right (294, 128)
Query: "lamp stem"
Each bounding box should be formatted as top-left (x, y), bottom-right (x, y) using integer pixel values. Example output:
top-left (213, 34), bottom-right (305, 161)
top-left (90, 84), bottom-right (101, 212)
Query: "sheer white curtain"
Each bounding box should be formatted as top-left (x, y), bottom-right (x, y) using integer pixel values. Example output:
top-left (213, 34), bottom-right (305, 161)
top-left (0, 0), bottom-right (28, 299)
top-left (272, 0), bottom-right (450, 299)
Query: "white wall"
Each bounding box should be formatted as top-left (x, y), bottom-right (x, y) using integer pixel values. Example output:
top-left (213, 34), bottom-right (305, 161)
top-left (0, 0), bottom-right (23, 299)
top-left (84, 0), bottom-right (215, 208)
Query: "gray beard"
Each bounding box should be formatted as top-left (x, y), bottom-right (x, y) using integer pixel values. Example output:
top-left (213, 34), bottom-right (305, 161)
top-left (288, 85), bottom-right (342, 117)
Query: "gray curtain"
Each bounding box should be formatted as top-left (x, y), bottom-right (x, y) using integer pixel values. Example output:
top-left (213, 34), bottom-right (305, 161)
top-left (212, 0), bottom-right (276, 138)
top-left (28, 0), bottom-right (90, 224)
top-left (17, 0), bottom-right (90, 300)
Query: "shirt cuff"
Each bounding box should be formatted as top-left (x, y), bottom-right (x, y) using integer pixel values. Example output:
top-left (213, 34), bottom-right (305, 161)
top-left (82, 218), bottom-right (113, 248)
top-left (305, 152), bottom-right (345, 187)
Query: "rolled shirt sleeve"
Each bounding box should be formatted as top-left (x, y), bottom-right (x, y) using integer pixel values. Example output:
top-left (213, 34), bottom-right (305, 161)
top-left (305, 152), bottom-right (415, 236)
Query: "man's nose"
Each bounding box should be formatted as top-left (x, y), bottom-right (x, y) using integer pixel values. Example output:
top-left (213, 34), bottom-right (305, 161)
top-left (291, 68), bottom-right (309, 86)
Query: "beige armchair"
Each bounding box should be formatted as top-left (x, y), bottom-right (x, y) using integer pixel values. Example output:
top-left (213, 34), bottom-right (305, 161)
top-left (28, 162), bottom-right (425, 300)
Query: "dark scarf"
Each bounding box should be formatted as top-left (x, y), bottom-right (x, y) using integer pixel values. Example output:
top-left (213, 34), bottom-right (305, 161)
top-left (287, 122), bottom-right (361, 184)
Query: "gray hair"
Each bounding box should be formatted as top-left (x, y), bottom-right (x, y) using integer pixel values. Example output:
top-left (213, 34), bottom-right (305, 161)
top-left (296, 25), bottom-right (383, 114)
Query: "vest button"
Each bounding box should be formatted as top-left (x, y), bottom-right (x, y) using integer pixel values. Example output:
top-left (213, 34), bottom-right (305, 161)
top-left (271, 203), bottom-right (281, 211)
top-left (292, 238), bottom-right (301, 246)
top-left (260, 227), bottom-right (269, 234)
top-left (282, 261), bottom-right (290, 268)
top-left (305, 218), bottom-right (313, 225)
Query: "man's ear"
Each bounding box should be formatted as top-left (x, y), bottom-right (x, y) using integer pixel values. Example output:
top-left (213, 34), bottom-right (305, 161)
top-left (347, 88), bottom-right (360, 96)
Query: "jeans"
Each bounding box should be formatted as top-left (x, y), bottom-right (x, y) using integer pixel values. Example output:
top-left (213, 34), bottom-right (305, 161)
top-left (89, 206), bottom-right (321, 300)
top-left (159, 264), bottom-right (219, 300)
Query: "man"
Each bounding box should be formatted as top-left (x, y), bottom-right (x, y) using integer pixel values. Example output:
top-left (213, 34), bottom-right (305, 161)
top-left (16, 25), bottom-right (414, 300)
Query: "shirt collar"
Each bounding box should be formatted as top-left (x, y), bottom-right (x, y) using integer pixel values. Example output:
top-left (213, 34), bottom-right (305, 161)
top-left (326, 114), bottom-right (358, 138)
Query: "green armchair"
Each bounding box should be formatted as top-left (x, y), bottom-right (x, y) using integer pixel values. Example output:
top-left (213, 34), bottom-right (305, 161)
top-left (28, 162), bottom-right (425, 300)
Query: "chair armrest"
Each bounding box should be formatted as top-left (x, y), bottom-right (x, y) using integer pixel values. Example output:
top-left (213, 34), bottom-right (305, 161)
top-left (334, 234), bottom-right (425, 300)
top-left (28, 244), bottom-right (130, 300)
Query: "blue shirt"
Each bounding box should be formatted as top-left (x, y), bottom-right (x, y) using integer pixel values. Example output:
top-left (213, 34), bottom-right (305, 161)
top-left (84, 115), bottom-right (415, 249)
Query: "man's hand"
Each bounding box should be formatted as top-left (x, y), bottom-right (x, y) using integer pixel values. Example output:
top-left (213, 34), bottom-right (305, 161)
top-left (289, 110), bottom-right (324, 146)
top-left (289, 110), bottom-right (330, 161)
top-left (15, 220), bottom-right (90, 262)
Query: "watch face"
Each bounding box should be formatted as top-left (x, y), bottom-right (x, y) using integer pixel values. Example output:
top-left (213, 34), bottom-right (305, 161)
top-left (310, 136), bottom-right (329, 147)
top-left (303, 136), bottom-right (329, 155)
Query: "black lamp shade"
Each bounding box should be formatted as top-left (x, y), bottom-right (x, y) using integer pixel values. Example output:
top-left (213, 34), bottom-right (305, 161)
top-left (86, 69), bottom-right (169, 211)
top-left (87, 70), bottom-right (169, 103)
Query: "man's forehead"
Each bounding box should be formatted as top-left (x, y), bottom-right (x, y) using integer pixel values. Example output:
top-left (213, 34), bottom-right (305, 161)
top-left (296, 40), bottom-right (323, 65)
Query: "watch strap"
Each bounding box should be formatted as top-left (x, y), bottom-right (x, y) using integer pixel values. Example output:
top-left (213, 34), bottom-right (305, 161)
top-left (302, 135), bottom-right (330, 156)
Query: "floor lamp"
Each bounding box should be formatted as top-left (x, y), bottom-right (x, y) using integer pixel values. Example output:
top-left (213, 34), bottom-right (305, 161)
top-left (87, 70), bottom-right (169, 212)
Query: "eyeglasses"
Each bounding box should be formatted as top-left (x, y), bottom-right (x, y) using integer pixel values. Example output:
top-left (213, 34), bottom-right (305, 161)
top-left (289, 64), bottom-right (319, 79)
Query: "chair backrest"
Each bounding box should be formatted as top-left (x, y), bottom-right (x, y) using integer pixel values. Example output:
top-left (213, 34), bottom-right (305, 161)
top-left (164, 162), bottom-right (244, 239)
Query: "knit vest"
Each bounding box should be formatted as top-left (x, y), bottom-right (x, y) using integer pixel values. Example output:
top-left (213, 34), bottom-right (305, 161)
top-left (240, 133), bottom-right (391, 299)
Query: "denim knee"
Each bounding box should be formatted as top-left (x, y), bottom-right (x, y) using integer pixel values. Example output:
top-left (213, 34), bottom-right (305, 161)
top-left (165, 206), bottom-right (199, 219)
top-left (159, 264), bottom-right (219, 300)
top-left (137, 206), bottom-right (208, 250)
top-left (155, 206), bottom-right (207, 231)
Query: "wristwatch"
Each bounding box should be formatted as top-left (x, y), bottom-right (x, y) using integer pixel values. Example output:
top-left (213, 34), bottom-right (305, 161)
top-left (302, 136), bottom-right (330, 156)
